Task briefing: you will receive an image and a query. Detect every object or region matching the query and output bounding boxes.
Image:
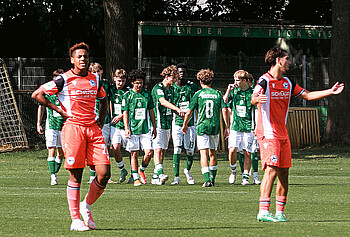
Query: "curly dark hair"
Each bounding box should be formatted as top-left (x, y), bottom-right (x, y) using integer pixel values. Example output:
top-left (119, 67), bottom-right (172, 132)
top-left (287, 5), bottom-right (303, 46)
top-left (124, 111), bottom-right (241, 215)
top-left (69, 42), bottom-right (89, 58)
top-left (128, 69), bottom-right (146, 82)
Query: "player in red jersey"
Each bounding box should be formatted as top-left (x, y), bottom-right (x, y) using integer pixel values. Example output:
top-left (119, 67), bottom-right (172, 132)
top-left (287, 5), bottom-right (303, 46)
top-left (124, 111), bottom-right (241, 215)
top-left (32, 42), bottom-right (110, 231)
top-left (252, 46), bottom-right (344, 222)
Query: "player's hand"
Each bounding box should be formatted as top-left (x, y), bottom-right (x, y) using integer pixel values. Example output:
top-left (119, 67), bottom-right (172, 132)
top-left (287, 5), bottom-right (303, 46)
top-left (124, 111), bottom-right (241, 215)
top-left (331, 82), bottom-right (344, 95)
top-left (111, 115), bottom-right (122, 124)
top-left (125, 128), bottom-right (131, 139)
top-left (224, 127), bottom-right (230, 140)
top-left (176, 108), bottom-right (185, 118)
top-left (258, 94), bottom-right (268, 104)
top-left (182, 125), bottom-right (188, 134)
top-left (37, 124), bottom-right (44, 134)
top-left (152, 128), bottom-right (157, 139)
top-left (227, 83), bottom-right (236, 91)
top-left (60, 111), bottom-right (70, 121)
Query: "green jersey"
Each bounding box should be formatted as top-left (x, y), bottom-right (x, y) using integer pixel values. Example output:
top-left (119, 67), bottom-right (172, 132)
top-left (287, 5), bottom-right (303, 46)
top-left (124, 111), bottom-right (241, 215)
top-left (95, 78), bottom-right (111, 124)
top-left (227, 87), bottom-right (254, 133)
top-left (189, 88), bottom-right (227, 136)
top-left (110, 86), bottom-right (128, 129)
top-left (151, 82), bottom-right (174, 129)
top-left (122, 89), bottom-right (154, 135)
top-left (45, 95), bottom-right (64, 131)
top-left (173, 81), bottom-right (198, 126)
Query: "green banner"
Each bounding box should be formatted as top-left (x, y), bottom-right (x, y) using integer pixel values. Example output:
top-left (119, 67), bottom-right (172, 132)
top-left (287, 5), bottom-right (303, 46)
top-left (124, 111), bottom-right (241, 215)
top-left (142, 25), bottom-right (331, 39)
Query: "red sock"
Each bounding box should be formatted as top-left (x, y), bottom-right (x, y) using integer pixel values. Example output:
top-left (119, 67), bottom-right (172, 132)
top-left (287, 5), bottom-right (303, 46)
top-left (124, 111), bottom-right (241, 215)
top-left (276, 196), bottom-right (287, 213)
top-left (67, 180), bottom-right (81, 219)
top-left (85, 178), bottom-right (105, 205)
top-left (259, 197), bottom-right (271, 212)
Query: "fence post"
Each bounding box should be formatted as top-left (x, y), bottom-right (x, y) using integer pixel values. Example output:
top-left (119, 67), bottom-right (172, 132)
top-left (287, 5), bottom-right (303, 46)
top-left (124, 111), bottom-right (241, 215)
top-left (17, 57), bottom-right (23, 113)
top-left (302, 55), bottom-right (307, 107)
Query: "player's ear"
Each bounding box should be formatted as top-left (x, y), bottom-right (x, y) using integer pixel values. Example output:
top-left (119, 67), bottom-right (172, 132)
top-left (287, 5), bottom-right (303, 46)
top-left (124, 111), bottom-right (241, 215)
top-left (70, 56), bottom-right (74, 65)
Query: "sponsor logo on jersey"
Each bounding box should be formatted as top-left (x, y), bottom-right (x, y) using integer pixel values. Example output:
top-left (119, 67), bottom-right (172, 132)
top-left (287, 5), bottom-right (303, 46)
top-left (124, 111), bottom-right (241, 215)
top-left (271, 155), bottom-right (278, 163)
top-left (200, 94), bottom-right (218, 99)
top-left (69, 89), bottom-right (97, 96)
top-left (271, 91), bottom-right (290, 99)
top-left (43, 81), bottom-right (56, 91)
top-left (67, 156), bottom-right (75, 165)
top-left (90, 80), bottom-right (96, 87)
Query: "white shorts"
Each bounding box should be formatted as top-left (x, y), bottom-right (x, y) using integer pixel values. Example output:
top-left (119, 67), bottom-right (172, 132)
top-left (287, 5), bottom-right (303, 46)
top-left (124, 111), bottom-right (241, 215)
top-left (102, 123), bottom-right (111, 146)
top-left (126, 133), bottom-right (153, 151)
top-left (110, 126), bottom-right (128, 148)
top-left (197, 134), bottom-right (219, 150)
top-left (152, 128), bottom-right (170, 150)
top-left (228, 130), bottom-right (254, 153)
top-left (45, 129), bottom-right (62, 148)
top-left (172, 125), bottom-right (196, 152)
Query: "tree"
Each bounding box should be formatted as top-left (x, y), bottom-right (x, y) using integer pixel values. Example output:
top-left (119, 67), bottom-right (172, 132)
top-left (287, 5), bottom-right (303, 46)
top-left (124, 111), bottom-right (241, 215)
top-left (324, 0), bottom-right (350, 144)
top-left (103, 0), bottom-right (134, 80)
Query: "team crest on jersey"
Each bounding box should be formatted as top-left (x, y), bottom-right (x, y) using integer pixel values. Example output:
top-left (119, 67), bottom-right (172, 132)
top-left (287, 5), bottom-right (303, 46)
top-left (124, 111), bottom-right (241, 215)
top-left (43, 81), bottom-right (56, 91)
top-left (157, 89), bottom-right (164, 95)
top-left (137, 101), bottom-right (142, 107)
top-left (67, 157), bottom-right (75, 165)
top-left (90, 80), bottom-right (96, 87)
top-left (283, 82), bottom-right (289, 89)
top-left (271, 155), bottom-right (278, 163)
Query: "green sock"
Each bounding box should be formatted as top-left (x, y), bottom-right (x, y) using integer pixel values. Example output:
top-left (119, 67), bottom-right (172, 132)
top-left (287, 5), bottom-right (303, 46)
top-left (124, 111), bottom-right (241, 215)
top-left (90, 169), bottom-right (96, 177)
top-left (238, 152), bottom-right (244, 173)
top-left (173, 154), bottom-right (180, 177)
top-left (54, 157), bottom-right (62, 173)
top-left (209, 165), bottom-right (218, 183)
top-left (251, 153), bottom-right (259, 172)
top-left (203, 172), bottom-right (210, 182)
top-left (186, 155), bottom-right (194, 170)
top-left (47, 156), bottom-right (55, 175)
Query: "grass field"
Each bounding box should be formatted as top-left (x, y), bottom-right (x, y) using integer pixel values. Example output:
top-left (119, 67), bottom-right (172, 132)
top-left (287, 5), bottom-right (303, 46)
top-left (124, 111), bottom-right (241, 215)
top-left (1, 146), bottom-right (350, 236)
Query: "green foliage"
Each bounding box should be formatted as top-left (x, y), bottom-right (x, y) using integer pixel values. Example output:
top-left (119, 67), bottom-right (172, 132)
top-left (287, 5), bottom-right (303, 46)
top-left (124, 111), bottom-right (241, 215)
top-left (1, 147), bottom-right (350, 236)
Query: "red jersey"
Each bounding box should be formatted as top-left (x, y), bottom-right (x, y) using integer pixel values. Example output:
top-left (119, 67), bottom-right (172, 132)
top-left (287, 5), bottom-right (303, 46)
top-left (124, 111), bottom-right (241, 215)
top-left (253, 72), bottom-right (304, 140)
top-left (41, 69), bottom-right (106, 126)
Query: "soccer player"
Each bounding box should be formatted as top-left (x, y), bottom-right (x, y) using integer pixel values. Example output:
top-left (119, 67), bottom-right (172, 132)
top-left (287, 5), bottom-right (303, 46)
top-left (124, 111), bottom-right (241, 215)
top-left (32, 42), bottom-right (111, 231)
top-left (109, 69), bottom-right (129, 183)
top-left (122, 69), bottom-right (157, 186)
top-left (88, 62), bottom-right (115, 184)
top-left (223, 70), bottom-right (257, 185)
top-left (171, 63), bottom-right (198, 185)
top-left (182, 69), bottom-right (229, 187)
top-left (151, 65), bottom-right (185, 185)
top-left (252, 46), bottom-right (344, 222)
top-left (36, 69), bottom-right (65, 185)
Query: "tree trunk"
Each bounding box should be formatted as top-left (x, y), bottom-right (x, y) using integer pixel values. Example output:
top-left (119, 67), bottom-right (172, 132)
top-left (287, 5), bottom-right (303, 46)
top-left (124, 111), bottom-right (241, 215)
top-left (324, 0), bottom-right (350, 143)
top-left (103, 0), bottom-right (134, 81)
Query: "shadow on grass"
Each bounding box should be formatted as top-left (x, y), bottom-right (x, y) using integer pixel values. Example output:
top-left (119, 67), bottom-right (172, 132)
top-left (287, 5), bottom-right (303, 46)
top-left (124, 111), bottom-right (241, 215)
top-left (296, 219), bottom-right (350, 223)
top-left (96, 226), bottom-right (264, 231)
top-left (289, 183), bottom-right (335, 186)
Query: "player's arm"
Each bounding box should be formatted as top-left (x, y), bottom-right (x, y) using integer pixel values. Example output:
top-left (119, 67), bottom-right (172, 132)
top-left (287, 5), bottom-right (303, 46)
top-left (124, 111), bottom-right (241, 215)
top-left (97, 97), bottom-right (107, 129)
top-left (123, 110), bottom-right (131, 139)
top-left (181, 109), bottom-right (193, 134)
top-left (158, 97), bottom-right (185, 118)
top-left (223, 84), bottom-right (235, 104)
top-left (222, 107), bottom-right (230, 139)
top-left (149, 109), bottom-right (157, 139)
top-left (37, 105), bottom-right (44, 134)
top-left (32, 87), bottom-right (68, 120)
top-left (251, 84), bottom-right (267, 105)
top-left (299, 82), bottom-right (344, 101)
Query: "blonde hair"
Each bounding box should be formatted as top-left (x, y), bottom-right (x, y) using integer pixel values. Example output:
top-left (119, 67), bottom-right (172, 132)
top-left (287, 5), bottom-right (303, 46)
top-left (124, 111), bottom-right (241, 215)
top-left (89, 62), bottom-right (103, 73)
top-left (160, 65), bottom-right (179, 79)
top-left (114, 69), bottom-right (127, 79)
top-left (196, 69), bottom-right (214, 85)
top-left (233, 70), bottom-right (253, 82)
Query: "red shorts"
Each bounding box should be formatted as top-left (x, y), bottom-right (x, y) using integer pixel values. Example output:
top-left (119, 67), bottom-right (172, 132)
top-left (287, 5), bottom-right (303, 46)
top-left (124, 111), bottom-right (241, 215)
top-left (257, 138), bottom-right (291, 170)
top-left (62, 122), bottom-right (110, 169)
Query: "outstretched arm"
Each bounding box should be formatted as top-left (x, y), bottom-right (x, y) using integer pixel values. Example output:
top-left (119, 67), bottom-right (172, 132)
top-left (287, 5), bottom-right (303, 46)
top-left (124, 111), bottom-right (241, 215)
top-left (158, 97), bottom-right (185, 118)
top-left (299, 82), bottom-right (344, 101)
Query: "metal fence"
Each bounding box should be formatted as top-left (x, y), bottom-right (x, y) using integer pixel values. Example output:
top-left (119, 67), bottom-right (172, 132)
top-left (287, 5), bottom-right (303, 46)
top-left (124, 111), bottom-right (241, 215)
top-left (2, 55), bottom-right (330, 148)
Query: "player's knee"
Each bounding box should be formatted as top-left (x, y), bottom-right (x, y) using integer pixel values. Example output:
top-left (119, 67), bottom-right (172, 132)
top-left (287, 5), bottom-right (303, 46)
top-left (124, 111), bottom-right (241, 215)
top-left (174, 147), bottom-right (182, 154)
